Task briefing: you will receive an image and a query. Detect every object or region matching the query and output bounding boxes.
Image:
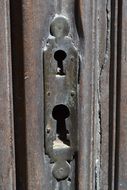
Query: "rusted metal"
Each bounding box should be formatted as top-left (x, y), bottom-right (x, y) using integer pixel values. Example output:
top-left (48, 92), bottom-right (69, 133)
top-left (1, 0), bottom-right (127, 190)
top-left (43, 14), bottom-right (79, 189)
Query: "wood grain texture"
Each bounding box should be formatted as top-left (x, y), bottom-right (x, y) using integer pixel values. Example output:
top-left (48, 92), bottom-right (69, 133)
top-left (0, 0), bottom-right (15, 189)
top-left (10, 0), bottom-right (113, 189)
top-left (8, 0), bottom-right (127, 189)
top-left (117, 0), bottom-right (127, 189)
top-left (10, 0), bottom-right (79, 189)
top-left (78, 0), bottom-right (111, 189)
top-left (11, 0), bottom-right (54, 189)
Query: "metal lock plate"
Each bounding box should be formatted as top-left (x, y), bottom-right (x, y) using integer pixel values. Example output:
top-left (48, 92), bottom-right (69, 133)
top-left (43, 15), bottom-right (79, 181)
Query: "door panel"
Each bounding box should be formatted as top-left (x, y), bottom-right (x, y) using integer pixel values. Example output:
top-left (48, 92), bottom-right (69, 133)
top-left (0, 0), bottom-right (127, 190)
top-left (0, 0), bottom-right (15, 189)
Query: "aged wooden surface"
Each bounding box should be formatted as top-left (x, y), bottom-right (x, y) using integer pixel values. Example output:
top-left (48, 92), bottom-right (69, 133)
top-left (11, 0), bottom-right (79, 189)
top-left (0, 0), bottom-right (15, 189)
top-left (0, 0), bottom-right (127, 190)
top-left (117, 0), bottom-right (127, 189)
top-left (78, 0), bottom-right (111, 189)
top-left (11, 0), bottom-right (52, 189)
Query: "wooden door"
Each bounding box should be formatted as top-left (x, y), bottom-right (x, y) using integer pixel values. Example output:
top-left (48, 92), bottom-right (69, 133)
top-left (0, 0), bottom-right (127, 190)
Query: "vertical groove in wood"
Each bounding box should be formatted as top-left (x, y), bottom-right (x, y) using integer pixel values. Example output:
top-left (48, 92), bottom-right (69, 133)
top-left (109, 0), bottom-right (118, 189)
top-left (10, 1), bottom-right (27, 189)
top-left (92, 0), bottom-right (111, 189)
top-left (0, 0), bottom-right (15, 189)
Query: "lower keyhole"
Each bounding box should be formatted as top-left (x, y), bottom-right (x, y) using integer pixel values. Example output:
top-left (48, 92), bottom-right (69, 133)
top-left (52, 104), bottom-right (70, 145)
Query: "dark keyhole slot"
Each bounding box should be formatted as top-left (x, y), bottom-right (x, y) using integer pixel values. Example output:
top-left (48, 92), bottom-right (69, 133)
top-left (52, 104), bottom-right (70, 145)
top-left (54, 50), bottom-right (67, 75)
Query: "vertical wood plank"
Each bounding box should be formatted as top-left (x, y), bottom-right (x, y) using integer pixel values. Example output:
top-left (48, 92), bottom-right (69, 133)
top-left (12, 1), bottom-right (54, 189)
top-left (23, 1), bottom-right (49, 189)
top-left (0, 0), bottom-right (15, 189)
top-left (117, 0), bottom-right (127, 189)
top-left (78, 0), bottom-right (111, 189)
top-left (78, 0), bottom-right (93, 189)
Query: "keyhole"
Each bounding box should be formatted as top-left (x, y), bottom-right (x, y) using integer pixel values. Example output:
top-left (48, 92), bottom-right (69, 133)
top-left (54, 50), bottom-right (67, 75)
top-left (52, 104), bottom-right (70, 145)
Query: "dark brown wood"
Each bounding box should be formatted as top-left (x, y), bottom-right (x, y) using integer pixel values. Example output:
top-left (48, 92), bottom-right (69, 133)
top-left (11, 1), bottom-right (51, 189)
top-left (1, 0), bottom-right (127, 190)
top-left (78, 0), bottom-right (111, 189)
top-left (116, 0), bottom-right (127, 189)
top-left (0, 0), bottom-right (15, 189)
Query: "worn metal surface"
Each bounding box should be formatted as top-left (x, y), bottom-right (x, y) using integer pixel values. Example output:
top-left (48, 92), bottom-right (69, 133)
top-left (44, 16), bottom-right (78, 159)
top-left (1, 0), bottom-right (127, 190)
top-left (0, 0), bottom-right (15, 189)
top-left (44, 14), bottom-right (79, 189)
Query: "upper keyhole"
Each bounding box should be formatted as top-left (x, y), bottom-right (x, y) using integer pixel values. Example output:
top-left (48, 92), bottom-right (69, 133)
top-left (52, 104), bottom-right (70, 145)
top-left (54, 50), bottom-right (67, 75)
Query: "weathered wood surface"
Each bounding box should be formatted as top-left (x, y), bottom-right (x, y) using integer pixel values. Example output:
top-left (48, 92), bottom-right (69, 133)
top-left (11, 1), bottom-right (79, 189)
top-left (117, 0), bottom-right (127, 189)
top-left (0, 0), bottom-right (127, 190)
top-left (0, 0), bottom-right (15, 189)
top-left (78, 0), bottom-right (111, 189)
top-left (10, 1), bottom-right (51, 189)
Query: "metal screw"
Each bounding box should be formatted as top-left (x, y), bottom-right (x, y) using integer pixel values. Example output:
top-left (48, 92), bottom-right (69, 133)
top-left (47, 91), bottom-right (51, 96)
top-left (71, 91), bottom-right (75, 97)
top-left (46, 128), bottom-right (51, 134)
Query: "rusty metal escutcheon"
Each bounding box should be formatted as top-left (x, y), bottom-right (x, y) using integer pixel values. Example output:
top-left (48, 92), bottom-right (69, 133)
top-left (43, 15), bottom-right (79, 181)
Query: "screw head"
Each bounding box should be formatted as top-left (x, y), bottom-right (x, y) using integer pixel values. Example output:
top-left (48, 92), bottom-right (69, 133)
top-left (71, 91), bottom-right (75, 97)
top-left (50, 16), bottom-right (70, 38)
top-left (47, 91), bottom-right (51, 96)
top-left (46, 128), bottom-right (50, 134)
top-left (52, 161), bottom-right (70, 180)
